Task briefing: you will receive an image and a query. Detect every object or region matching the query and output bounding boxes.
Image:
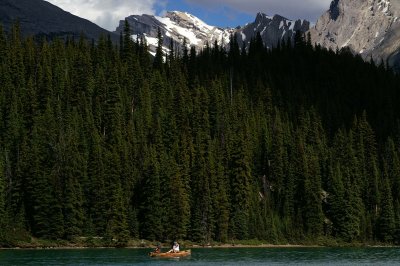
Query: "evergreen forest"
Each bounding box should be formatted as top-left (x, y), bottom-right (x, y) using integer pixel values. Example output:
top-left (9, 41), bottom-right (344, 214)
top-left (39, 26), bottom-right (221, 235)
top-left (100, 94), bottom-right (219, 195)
top-left (1, 22), bottom-right (400, 247)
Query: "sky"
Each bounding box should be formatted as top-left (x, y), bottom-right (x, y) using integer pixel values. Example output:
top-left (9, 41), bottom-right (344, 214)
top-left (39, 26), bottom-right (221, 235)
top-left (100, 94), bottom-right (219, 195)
top-left (45, 0), bottom-right (332, 31)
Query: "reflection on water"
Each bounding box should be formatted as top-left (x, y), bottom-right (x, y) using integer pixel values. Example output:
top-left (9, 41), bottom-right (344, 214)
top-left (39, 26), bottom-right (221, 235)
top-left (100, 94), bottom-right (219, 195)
top-left (1, 247), bottom-right (400, 265)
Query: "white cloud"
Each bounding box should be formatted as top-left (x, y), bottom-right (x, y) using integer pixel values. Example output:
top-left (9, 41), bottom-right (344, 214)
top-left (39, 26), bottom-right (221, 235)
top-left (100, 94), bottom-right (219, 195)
top-left (184, 0), bottom-right (332, 21)
top-left (45, 0), bottom-right (164, 31)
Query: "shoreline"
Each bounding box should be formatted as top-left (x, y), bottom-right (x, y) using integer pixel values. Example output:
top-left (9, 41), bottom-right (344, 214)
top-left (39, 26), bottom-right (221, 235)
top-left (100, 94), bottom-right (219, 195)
top-left (203, 244), bottom-right (319, 248)
top-left (1, 236), bottom-right (396, 250)
top-left (1, 243), bottom-right (396, 250)
top-left (0, 244), bottom-right (317, 250)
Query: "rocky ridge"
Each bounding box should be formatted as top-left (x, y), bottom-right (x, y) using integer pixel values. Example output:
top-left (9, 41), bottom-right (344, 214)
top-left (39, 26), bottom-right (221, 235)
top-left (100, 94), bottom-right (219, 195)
top-left (115, 11), bottom-right (234, 55)
top-left (115, 11), bottom-right (310, 53)
top-left (0, 0), bottom-right (115, 41)
top-left (310, 0), bottom-right (400, 70)
top-left (238, 13), bottom-right (310, 49)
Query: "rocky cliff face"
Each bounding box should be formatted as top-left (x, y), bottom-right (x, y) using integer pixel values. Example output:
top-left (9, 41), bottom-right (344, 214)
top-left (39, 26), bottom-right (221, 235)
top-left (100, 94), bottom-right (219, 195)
top-left (238, 13), bottom-right (310, 49)
top-left (0, 0), bottom-right (115, 41)
top-left (310, 0), bottom-right (400, 71)
top-left (115, 11), bottom-right (310, 54)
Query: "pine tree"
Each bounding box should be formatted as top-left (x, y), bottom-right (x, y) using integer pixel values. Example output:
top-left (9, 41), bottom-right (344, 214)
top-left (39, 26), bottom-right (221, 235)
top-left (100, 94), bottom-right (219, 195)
top-left (4, 86), bottom-right (26, 226)
top-left (394, 200), bottom-right (400, 244)
top-left (165, 155), bottom-right (190, 240)
top-left (63, 171), bottom-right (84, 239)
top-left (385, 137), bottom-right (400, 204)
top-left (104, 149), bottom-right (129, 246)
top-left (190, 139), bottom-right (213, 242)
top-left (122, 19), bottom-right (134, 60)
top-left (301, 141), bottom-right (324, 237)
top-left (385, 137), bottom-right (400, 243)
top-left (269, 108), bottom-right (285, 212)
top-left (138, 145), bottom-right (163, 240)
top-left (62, 110), bottom-right (85, 239)
top-left (182, 37), bottom-right (189, 66)
top-left (328, 160), bottom-right (361, 242)
top-left (190, 86), bottom-right (214, 242)
top-left (86, 128), bottom-right (108, 236)
top-left (229, 129), bottom-right (251, 240)
top-left (29, 123), bottom-right (62, 239)
top-left (378, 164), bottom-right (395, 242)
top-left (0, 152), bottom-right (6, 241)
top-left (212, 144), bottom-right (230, 242)
top-left (329, 128), bottom-right (363, 242)
top-left (353, 113), bottom-right (380, 240)
top-left (153, 28), bottom-right (164, 71)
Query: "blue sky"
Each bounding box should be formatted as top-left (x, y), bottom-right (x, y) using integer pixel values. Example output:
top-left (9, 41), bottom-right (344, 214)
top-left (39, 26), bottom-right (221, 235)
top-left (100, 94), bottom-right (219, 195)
top-left (46, 0), bottom-right (332, 31)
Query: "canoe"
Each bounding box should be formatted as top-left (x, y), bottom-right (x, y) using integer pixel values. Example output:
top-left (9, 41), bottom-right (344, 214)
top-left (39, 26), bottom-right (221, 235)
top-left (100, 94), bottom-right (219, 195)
top-left (149, 249), bottom-right (191, 258)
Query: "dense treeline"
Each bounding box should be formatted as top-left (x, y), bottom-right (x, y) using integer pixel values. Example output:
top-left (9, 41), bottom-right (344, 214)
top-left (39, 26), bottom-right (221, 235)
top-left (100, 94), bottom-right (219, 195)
top-left (1, 22), bottom-right (400, 247)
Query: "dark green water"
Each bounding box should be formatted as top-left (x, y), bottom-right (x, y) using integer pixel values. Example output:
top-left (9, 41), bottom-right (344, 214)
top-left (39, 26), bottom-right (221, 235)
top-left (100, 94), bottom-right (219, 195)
top-left (1, 247), bottom-right (400, 265)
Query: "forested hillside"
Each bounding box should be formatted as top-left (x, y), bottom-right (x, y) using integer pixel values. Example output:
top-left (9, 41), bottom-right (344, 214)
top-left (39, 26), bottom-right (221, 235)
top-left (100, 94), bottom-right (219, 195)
top-left (1, 22), bottom-right (400, 247)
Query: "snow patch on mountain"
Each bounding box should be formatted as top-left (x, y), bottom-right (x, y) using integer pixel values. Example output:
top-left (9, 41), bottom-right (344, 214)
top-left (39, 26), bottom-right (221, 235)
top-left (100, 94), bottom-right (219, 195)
top-left (115, 11), bottom-right (310, 54)
top-left (156, 15), bottom-right (202, 45)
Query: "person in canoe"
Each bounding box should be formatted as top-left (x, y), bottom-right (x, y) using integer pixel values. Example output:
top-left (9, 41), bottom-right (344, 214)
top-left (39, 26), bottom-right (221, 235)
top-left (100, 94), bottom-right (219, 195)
top-left (167, 241), bottom-right (179, 253)
top-left (153, 242), bottom-right (162, 253)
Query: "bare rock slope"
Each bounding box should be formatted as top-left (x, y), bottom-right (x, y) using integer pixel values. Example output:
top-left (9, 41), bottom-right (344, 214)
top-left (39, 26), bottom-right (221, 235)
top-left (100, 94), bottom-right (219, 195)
top-left (0, 0), bottom-right (114, 40)
top-left (310, 0), bottom-right (400, 71)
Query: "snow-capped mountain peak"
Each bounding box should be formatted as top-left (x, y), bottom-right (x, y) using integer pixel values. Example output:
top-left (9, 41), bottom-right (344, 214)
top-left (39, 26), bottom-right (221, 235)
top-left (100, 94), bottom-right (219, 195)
top-left (116, 11), bottom-right (234, 53)
top-left (115, 11), bottom-right (310, 54)
top-left (156, 11), bottom-right (233, 47)
top-left (165, 11), bottom-right (215, 33)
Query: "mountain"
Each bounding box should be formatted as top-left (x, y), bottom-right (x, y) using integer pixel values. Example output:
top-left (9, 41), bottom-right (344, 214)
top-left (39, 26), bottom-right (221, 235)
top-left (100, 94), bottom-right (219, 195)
top-left (115, 11), bottom-right (234, 55)
top-left (115, 11), bottom-right (310, 53)
top-left (310, 0), bottom-right (400, 71)
top-left (237, 13), bottom-right (310, 49)
top-left (0, 0), bottom-right (114, 40)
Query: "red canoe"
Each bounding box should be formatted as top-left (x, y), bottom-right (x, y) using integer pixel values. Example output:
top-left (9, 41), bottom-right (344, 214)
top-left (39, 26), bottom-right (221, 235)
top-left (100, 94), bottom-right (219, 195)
top-left (149, 249), bottom-right (191, 258)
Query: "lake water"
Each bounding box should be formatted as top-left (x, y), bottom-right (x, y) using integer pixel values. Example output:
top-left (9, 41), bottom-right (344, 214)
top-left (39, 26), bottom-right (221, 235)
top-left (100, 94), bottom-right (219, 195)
top-left (1, 247), bottom-right (400, 265)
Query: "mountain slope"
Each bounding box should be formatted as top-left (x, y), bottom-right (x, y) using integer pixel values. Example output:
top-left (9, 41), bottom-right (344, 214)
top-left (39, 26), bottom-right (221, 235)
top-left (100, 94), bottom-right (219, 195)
top-left (237, 13), bottom-right (310, 49)
top-left (115, 11), bottom-right (233, 54)
top-left (0, 0), bottom-right (114, 40)
top-left (310, 0), bottom-right (400, 71)
top-left (115, 11), bottom-right (310, 53)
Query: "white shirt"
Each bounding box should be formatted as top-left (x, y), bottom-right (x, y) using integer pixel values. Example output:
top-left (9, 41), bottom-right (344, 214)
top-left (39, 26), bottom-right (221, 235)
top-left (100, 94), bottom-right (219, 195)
top-left (173, 244), bottom-right (180, 252)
